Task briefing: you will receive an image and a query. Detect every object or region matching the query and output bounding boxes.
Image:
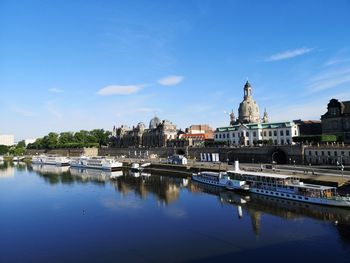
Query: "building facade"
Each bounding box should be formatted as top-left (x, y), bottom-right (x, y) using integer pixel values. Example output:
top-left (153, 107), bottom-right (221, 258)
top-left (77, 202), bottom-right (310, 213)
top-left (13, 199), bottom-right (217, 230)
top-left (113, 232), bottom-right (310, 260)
top-left (214, 122), bottom-right (299, 146)
top-left (321, 98), bottom-right (350, 143)
top-left (304, 146), bottom-right (350, 165)
top-left (0, 135), bottom-right (15, 146)
top-left (111, 117), bottom-right (177, 148)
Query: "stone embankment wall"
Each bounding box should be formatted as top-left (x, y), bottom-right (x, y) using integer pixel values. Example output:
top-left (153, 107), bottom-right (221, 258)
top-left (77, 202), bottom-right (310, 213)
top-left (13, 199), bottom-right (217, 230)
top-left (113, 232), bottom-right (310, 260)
top-left (26, 147), bottom-right (98, 157)
top-left (26, 145), bottom-right (305, 164)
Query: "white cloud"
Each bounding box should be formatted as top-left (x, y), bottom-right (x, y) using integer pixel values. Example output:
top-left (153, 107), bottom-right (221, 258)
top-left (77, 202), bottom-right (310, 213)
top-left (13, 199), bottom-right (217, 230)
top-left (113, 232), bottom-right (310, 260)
top-left (308, 67), bottom-right (350, 92)
top-left (48, 88), bottom-right (64, 93)
top-left (97, 85), bottom-right (144, 95)
top-left (158, 75), bottom-right (184, 86)
top-left (265, 47), bottom-right (313, 62)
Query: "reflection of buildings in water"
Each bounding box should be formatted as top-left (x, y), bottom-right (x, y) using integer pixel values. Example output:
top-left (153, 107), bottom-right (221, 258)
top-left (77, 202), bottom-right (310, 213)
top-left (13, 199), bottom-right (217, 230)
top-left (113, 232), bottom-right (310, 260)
top-left (112, 172), bottom-right (182, 205)
top-left (0, 164), bottom-right (15, 178)
top-left (32, 164), bottom-right (70, 174)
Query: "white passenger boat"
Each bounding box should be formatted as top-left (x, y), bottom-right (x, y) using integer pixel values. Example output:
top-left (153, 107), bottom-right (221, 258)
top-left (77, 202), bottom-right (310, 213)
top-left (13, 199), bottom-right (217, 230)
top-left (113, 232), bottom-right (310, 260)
top-left (227, 161), bottom-right (350, 207)
top-left (32, 155), bottom-right (70, 166)
top-left (69, 156), bottom-right (123, 171)
top-left (192, 171), bottom-right (249, 190)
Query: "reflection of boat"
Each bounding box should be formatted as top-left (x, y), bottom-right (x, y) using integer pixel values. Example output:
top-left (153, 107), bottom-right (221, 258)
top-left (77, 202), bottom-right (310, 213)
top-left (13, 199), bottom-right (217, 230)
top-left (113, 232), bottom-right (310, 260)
top-left (70, 167), bottom-right (121, 181)
top-left (192, 171), bottom-right (249, 190)
top-left (131, 162), bottom-right (151, 171)
top-left (0, 156), bottom-right (4, 161)
top-left (130, 171), bottom-right (140, 177)
top-left (32, 155), bottom-right (70, 166)
top-left (32, 164), bottom-right (70, 174)
top-left (227, 161), bottom-right (350, 207)
top-left (12, 156), bottom-right (19, 162)
top-left (110, 170), bottom-right (123, 179)
top-left (70, 156), bottom-right (123, 171)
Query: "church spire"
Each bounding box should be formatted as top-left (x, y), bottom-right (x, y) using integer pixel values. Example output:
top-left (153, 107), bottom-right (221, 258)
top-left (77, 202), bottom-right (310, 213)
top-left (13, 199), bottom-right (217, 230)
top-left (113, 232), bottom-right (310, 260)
top-left (262, 108), bottom-right (269, 123)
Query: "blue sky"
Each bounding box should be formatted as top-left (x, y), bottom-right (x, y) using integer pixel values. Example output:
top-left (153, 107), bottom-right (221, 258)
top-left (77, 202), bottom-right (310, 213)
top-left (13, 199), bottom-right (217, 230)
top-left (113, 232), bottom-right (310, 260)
top-left (1, 0), bottom-right (350, 140)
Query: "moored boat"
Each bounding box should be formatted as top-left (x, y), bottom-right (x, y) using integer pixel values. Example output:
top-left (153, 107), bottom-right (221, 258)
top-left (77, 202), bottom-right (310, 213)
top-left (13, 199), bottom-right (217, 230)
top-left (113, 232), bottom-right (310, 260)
top-left (32, 155), bottom-right (70, 166)
top-left (192, 171), bottom-right (249, 191)
top-left (69, 156), bottom-right (123, 171)
top-left (227, 161), bottom-right (350, 207)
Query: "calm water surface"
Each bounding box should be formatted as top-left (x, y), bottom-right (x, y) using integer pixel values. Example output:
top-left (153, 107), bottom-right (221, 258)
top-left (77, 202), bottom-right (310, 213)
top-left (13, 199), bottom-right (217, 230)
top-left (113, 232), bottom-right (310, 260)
top-left (1, 162), bottom-right (350, 263)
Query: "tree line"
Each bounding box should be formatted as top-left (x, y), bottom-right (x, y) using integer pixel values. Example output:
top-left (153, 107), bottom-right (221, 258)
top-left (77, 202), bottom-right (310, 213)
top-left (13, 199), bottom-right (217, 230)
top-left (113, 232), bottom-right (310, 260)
top-left (27, 129), bottom-right (111, 150)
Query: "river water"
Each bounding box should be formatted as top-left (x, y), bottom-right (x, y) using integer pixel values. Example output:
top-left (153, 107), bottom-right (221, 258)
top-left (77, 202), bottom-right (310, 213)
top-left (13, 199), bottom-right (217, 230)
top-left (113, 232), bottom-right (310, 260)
top-left (1, 162), bottom-right (350, 263)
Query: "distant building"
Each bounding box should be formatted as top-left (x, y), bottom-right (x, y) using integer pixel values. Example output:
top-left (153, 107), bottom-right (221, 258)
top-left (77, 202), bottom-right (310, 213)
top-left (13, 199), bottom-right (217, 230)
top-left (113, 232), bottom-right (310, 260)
top-left (171, 124), bottom-right (214, 147)
top-left (293, 120), bottom-right (322, 136)
top-left (214, 122), bottom-right (299, 146)
top-left (0, 135), bottom-right (15, 146)
top-left (111, 116), bottom-right (177, 148)
top-left (185, 124), bottom-right (214, 138)
top-left (321, 98), bottom-right (350, 143)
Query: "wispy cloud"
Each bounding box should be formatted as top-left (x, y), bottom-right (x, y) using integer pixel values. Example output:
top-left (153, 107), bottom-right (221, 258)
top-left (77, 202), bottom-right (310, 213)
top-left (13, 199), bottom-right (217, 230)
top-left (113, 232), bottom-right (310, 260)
top-left (158, 75), bottom-right (184, 86)
top-left (45, 101), bottom-right (62, 119)
top-left (265, 47), bottom-right (313, 62)
top-left (12, 107), bottom-right (34, 117)
top-left (97, 85), bottom-right (145, 96)
top-left (308, 67), bottom-right (350, 92)
top-left (48, 88), bottom-right (64, 93)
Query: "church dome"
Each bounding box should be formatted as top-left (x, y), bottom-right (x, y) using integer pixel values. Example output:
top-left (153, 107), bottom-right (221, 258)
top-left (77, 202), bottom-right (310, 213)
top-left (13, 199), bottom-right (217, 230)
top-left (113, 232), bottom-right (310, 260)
top-left (149, 116), bottom-right (161, 129)
top-left (237, 81), bottom-right (261, 124)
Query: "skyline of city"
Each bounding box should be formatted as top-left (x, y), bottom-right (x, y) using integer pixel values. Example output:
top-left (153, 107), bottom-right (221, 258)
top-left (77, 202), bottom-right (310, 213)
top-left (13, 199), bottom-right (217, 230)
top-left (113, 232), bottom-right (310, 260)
top-left (1, 0), bottom-right (350, 140)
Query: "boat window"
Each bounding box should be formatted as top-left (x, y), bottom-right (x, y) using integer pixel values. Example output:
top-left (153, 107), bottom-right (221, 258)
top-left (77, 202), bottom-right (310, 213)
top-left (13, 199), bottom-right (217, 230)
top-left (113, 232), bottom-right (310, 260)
top-left (281, 194), bottom-right (285, 196)
top-left (287, 195), bottom-right (290, 197)
top-left (270, 192), bottom-right (273, 194)
top-left (275, 193), bottom-right (279, 195)
top-left (305, 197), bottom-right (309, 200)
top-left (292, 195), bottom-right (296, 198)
top-left (298, 196), bottom-right (302, 199)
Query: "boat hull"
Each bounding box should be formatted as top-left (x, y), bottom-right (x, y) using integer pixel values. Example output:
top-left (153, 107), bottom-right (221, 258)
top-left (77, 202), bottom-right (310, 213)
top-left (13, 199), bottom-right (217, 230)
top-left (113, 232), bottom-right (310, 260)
top-left (250, 188), bottom-right (350, 207)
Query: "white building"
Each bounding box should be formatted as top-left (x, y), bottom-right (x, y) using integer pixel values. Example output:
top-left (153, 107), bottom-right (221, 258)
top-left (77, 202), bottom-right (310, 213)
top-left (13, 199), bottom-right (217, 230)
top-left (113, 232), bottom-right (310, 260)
top-left (214, 122), bottom-right (299, 146)
top-left (0, 135), bottom-right (15, 146)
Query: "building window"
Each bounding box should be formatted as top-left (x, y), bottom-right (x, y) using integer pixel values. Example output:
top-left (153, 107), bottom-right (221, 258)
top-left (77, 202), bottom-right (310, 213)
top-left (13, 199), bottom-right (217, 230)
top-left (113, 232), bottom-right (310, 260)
top-left (269, 131), bottom-right (272, 136)
top-left (315, 151), bottom-right (318, 156)
top-left (274, 131), bottom-right (277, 136)
top-left (281, 139), bottom-right (284, 145)
top-left (264, 131), bottom-right (266, 136)
top-left (280, 130), bottom-right (284, 136)
top-left (227, 133), bottom-right (230, 138)
top-left (246, 132), bottom-right (249, 137)
top-left (286, 130), bottom-right (290, 136)
top-left (274, 140), bottom-right (277, 145)
top-left (334, 151), bottom-right (337, 156)
top-left (328, 151), bottom-right (331, 156)
top-left (294, 130), bottom-right (297, 135)
top-left (253, 131), bottom-right (256, 137)
top-left (232, 133), bottom-right (235, 138)
top-left (287, 139), bottom-right (290, 144)
top-left (223, 134), bottom-right (226, 139)
top-left (219, 134), bottom-right (222, 139)
top-left (215, 134), bottom-right (218, 139)
top-left (321, 151), bottom-right (324, 156)
top-left (260, 131), bottom-right (263, 136)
